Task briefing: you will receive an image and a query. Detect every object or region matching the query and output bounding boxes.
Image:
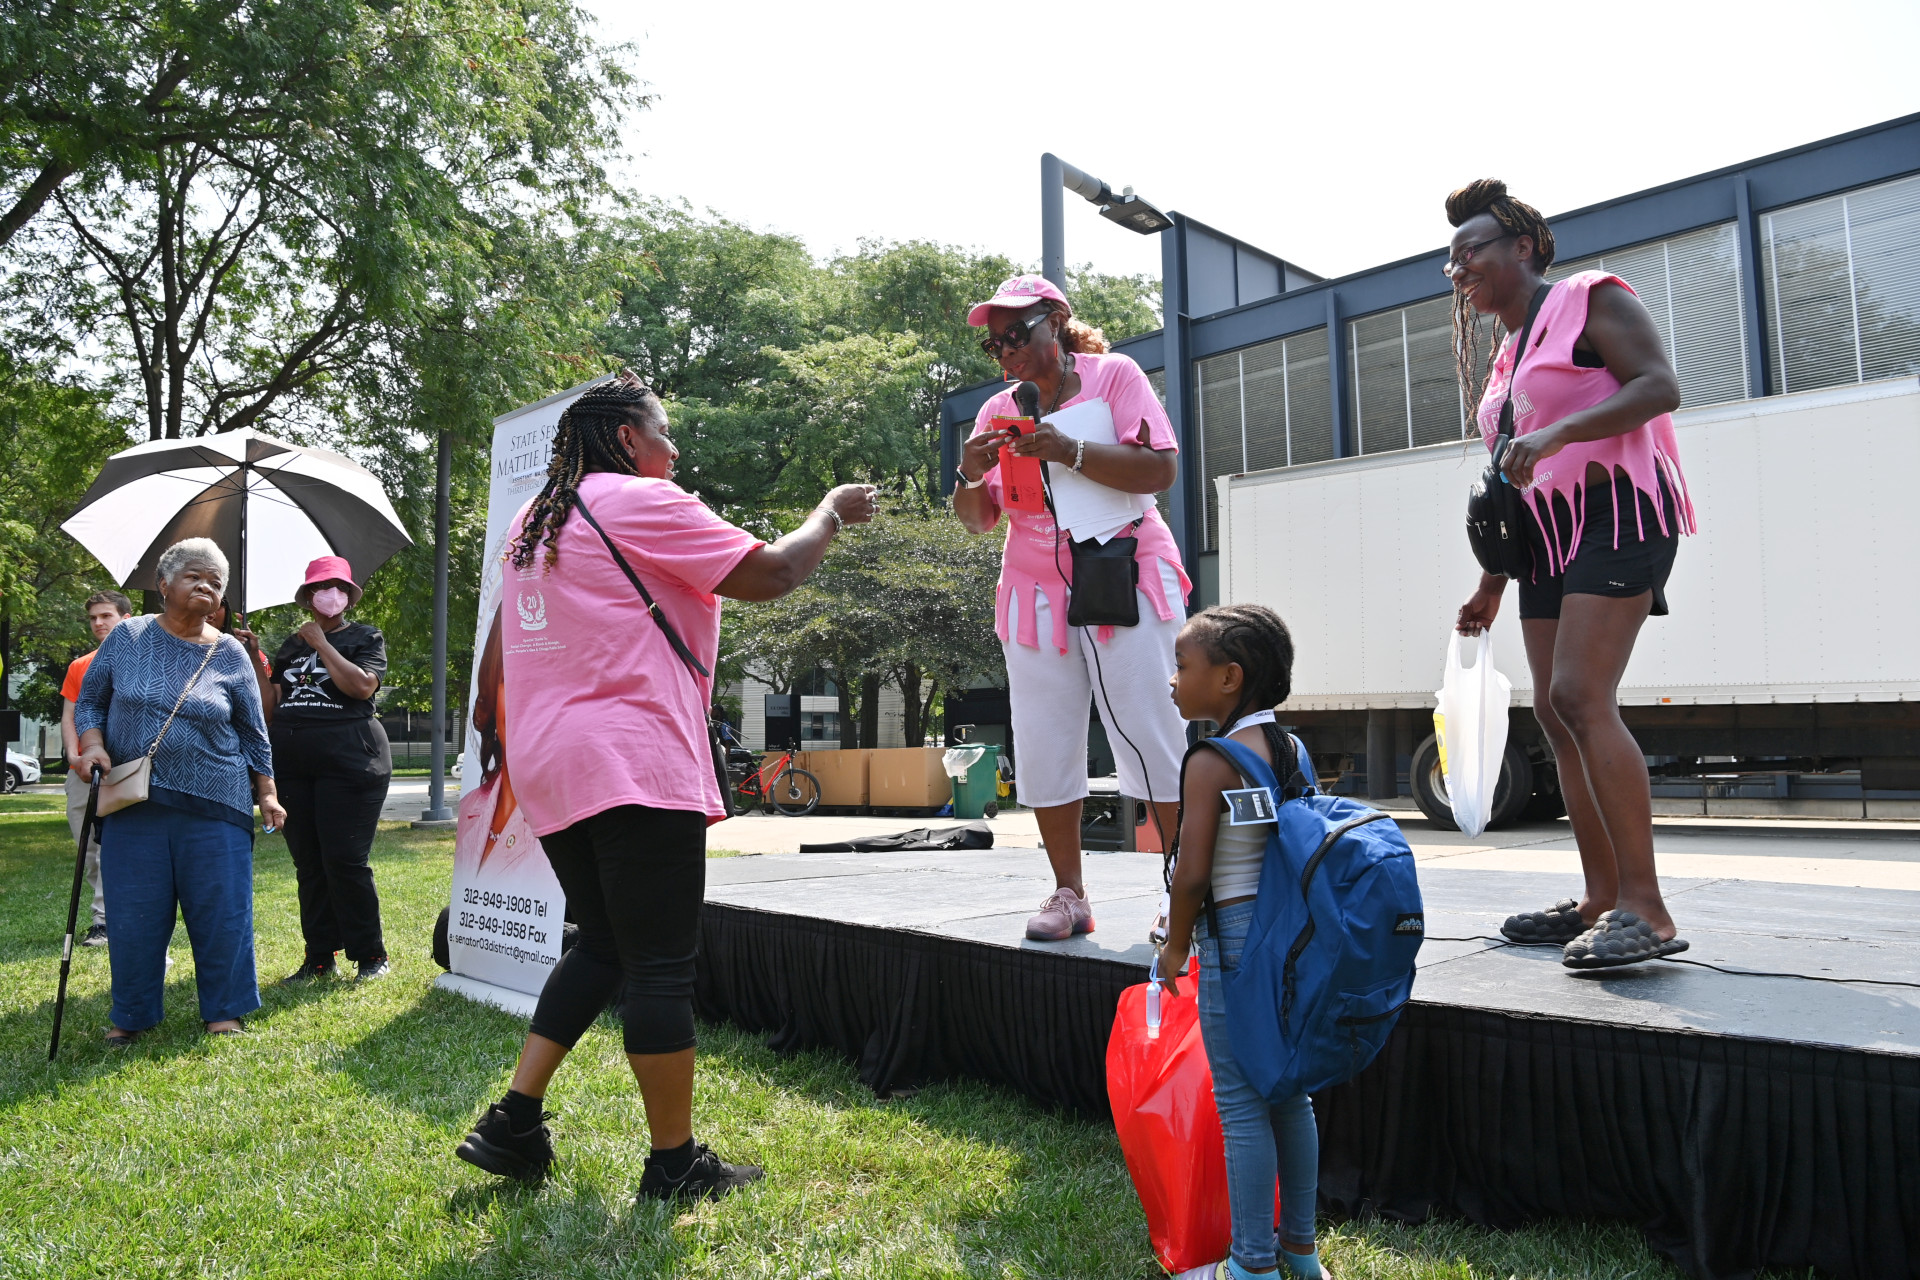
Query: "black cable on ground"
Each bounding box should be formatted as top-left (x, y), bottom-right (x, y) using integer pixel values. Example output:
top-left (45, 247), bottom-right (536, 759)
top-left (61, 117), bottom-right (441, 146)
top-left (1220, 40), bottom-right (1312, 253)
top-left (1428, 935), bottom-right (1920, 990)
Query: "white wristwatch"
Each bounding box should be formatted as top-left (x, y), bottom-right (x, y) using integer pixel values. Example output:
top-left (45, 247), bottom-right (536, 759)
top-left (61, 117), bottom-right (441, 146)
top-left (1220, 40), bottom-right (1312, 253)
top-left (955, 466), bottom-right (986, 490)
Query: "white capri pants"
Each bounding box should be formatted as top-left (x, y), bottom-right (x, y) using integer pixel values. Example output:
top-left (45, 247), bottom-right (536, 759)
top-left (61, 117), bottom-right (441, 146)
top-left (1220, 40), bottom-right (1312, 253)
top-left (1002, 563), bottom-right (1189, 810)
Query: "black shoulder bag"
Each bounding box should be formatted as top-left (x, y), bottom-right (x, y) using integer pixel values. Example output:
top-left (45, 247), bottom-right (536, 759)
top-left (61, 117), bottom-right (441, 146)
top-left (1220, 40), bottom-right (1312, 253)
top-left (1465, 282), bottom-right (1551, 579)
top-left (574, 498), bottom-right (736, 818)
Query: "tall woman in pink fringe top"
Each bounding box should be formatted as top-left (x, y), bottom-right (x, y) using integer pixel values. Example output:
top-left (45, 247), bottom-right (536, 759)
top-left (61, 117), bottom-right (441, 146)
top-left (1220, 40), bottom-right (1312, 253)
top-left (1448, 179), bottom-right (1699, 970)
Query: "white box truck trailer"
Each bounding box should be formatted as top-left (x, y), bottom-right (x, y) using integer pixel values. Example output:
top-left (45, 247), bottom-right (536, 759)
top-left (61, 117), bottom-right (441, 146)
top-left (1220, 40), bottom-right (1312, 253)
top-left (1217, 376), bottom-right (1920, 824)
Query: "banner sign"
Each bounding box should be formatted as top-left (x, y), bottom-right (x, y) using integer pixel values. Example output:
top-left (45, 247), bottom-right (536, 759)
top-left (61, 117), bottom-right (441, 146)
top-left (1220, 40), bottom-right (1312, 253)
top-left (444, 378), bottom-right (601, 997)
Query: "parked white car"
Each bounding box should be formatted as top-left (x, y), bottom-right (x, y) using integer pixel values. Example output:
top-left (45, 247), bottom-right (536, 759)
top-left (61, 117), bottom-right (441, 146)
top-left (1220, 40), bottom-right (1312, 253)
top-left (4, 748), bottom-right (42, 793)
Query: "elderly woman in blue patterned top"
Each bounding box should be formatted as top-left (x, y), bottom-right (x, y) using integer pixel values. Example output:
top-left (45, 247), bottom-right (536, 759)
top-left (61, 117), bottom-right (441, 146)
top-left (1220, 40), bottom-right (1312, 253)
top-left (73, 538), bottom-right (284, 1044)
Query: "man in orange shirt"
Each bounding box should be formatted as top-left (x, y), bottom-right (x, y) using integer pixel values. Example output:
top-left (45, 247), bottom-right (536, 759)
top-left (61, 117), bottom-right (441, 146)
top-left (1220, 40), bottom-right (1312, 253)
top-left (61, 590), bottom-right (134, 947)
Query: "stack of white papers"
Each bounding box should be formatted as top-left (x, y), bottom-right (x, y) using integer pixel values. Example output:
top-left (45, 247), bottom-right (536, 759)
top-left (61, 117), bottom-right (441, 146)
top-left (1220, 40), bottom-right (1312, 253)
top-left (1041, 399), bottom-right (1154, 542)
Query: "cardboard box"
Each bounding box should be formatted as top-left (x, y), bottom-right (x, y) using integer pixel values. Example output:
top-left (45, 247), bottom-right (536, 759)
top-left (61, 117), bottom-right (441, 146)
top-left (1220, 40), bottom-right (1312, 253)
top-left (792, 749), bottom-right (872, 807)
top-left (868, 746), bottom-right (952, 811)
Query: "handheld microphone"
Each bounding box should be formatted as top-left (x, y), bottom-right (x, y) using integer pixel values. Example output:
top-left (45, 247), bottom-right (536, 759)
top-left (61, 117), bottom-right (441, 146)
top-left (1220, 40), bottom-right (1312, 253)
top-left (1013, 380), bottom-right (1041, 423)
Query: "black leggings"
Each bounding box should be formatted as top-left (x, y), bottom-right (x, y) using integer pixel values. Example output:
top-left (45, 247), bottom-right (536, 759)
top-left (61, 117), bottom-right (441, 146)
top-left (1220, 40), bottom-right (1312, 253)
top-left (272, 719), bottom-right (390, 963)
top-left (528, 804), bottom-right (706, 1056)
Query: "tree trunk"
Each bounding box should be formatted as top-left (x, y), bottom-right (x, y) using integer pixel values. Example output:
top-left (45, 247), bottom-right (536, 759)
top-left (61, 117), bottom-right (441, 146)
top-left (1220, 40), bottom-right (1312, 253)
top-left (0, 611), bottom-right (10, 710)
top-left (900, 664), bottom-right (923, 747)
top-left (836, 675), bottom-right (856, 750)
top-left (859, 673), bottom-right (881, 749)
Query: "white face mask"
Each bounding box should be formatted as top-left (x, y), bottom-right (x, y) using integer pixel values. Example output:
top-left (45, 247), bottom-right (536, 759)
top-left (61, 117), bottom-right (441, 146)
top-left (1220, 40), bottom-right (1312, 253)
top-left (310, 587), bottom-right (350, 618)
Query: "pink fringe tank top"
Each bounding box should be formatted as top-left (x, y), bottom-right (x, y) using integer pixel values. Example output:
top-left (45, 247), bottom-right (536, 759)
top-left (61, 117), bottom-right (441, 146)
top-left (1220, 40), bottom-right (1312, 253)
top-left (1474, 270), bottom-right (1698, 575)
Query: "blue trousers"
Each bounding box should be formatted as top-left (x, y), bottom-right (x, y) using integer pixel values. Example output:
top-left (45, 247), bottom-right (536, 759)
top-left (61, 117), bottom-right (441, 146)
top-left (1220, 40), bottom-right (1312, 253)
top-left (1197, 898), bottom-right (1320, 1270)
top-left (100, 801), bottom-right (260, 1030)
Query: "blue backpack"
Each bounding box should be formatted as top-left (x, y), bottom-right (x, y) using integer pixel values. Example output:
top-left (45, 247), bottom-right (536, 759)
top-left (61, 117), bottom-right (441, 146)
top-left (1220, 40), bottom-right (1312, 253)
top-left (1193, 731), bottom-right (1424, 1102)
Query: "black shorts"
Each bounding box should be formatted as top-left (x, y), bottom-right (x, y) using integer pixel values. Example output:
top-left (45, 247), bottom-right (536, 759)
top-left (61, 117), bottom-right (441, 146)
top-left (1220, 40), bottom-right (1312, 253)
top-left (1516, 475), bottom-right (1679, 621)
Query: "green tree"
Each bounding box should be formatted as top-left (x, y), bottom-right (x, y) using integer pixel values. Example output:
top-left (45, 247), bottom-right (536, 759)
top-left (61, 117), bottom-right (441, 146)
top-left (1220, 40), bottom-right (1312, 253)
top-left (1067, 264), bottom-right (1162, 344)
top-left (6, 0), bottom-right (638, 441)
top-left (0, 355), bottom-right (130, 726)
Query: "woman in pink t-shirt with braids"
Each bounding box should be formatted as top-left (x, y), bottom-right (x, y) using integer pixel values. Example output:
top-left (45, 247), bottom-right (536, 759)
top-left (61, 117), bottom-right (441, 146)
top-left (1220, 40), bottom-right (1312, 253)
top-left (955, 276), bottom-right (1191, 944)
top-left (1448, 180), bottom-right (1696, 969)
top-left (453, 374), bottom-right (876, 1201)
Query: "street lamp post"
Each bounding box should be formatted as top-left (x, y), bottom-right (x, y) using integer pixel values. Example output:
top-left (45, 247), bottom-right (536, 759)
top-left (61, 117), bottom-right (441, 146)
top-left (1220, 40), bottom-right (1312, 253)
top-left (1039, 153), bottom-right (1173, 289)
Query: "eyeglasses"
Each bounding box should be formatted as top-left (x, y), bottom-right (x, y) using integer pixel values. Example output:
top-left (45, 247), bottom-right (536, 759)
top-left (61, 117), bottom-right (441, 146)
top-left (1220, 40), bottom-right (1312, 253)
top-left (1442, 231), bottom-right (1517, 279)
top-left (980, 308), bottom-right (1052, 358)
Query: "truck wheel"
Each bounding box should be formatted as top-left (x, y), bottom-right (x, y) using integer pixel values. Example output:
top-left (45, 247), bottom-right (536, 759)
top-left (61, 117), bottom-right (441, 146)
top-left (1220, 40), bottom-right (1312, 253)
top-left (1409, 735), bottom-right (1533, 829)
top-left (1523, 760), bottom-right (1567, 821)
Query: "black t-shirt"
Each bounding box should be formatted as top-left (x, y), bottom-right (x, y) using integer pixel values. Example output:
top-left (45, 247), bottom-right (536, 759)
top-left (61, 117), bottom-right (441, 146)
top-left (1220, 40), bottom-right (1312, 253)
top-left (271, 622), bottom-right (387, 722)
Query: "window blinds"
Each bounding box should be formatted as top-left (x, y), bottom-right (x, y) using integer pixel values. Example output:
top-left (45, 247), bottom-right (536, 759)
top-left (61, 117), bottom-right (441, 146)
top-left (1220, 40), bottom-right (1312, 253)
top-left (1549, 221), bottom-right (1748, 407)
top-left (1190, 327), bottom-right (1332, 547)
top-left (1765, 172), bottom-right (1920, 392)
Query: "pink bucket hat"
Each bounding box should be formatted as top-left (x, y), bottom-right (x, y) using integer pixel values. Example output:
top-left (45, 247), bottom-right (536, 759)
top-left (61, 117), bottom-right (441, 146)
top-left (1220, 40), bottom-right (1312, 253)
top-left (967, 274), bottom-right (1071, 327)
top-left (296, 555), bottom-right (360, 607)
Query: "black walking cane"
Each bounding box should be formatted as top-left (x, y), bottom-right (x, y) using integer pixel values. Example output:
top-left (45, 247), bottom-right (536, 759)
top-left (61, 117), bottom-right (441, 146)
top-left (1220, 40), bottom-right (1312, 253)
top-left (49, 768), bottom-right (102, 1060)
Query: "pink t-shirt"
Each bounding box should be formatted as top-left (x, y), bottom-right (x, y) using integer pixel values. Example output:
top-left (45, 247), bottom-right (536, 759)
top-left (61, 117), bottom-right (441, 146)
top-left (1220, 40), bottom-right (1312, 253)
top-left (970, 351), bottom-right (1191, 653)
top-left (1476, 271), bottom-right (1698, 574)
top-left (502, 471), bottom-right (762, 834)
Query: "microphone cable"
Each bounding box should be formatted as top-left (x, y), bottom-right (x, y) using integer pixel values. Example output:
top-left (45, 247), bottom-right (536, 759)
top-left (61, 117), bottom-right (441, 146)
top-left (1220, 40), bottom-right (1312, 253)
top-left (1025, 384), bottom-right (1171, 856)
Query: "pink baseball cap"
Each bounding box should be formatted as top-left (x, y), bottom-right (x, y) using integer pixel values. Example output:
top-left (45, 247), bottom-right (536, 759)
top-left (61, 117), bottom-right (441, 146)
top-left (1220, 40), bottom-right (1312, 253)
top-left (967, 274), bottom-right (1071, 327)
top-left (297, 555), bottom-right (360, 607)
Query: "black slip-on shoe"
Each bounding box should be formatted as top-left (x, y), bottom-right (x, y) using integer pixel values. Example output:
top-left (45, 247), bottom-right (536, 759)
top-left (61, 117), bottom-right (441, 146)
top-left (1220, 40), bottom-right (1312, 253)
top-left (636, 1143), bottom-right (764, 1203)
top-left (456, 1103), bottom-right (554, 1183)
top-left (280, 956), bottom-right (337, 985)
top-left (355, 956), bottom-right (391, 982)
top-left (81, 924), bottom-right (108, 948)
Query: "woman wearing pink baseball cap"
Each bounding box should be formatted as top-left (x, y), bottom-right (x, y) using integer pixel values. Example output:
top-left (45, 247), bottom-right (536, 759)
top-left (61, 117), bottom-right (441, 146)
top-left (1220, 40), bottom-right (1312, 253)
top-left (245, 555), bottom-right (394, 983)
top-left (954, 275), bottom-right (1192, 942)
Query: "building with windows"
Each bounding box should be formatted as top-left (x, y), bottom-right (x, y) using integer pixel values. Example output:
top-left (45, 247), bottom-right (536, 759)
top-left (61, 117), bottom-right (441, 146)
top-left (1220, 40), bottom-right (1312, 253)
top-left (941, 113), bottom-right (1920, 609)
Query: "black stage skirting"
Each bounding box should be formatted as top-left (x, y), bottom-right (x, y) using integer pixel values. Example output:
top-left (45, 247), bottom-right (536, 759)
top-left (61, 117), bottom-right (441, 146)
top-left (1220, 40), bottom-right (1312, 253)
top-left (694, 901), bottom-right (1919, 1280)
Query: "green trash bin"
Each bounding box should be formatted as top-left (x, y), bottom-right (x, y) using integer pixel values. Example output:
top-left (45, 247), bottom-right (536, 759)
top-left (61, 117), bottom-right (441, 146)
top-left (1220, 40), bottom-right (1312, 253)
top-left (948, 744), bottom-right (1001, 819)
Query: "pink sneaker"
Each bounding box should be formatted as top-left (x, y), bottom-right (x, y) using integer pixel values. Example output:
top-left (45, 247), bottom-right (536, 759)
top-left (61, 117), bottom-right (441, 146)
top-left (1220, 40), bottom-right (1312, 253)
top-left (1025, 887), bottom-right (1095, 941)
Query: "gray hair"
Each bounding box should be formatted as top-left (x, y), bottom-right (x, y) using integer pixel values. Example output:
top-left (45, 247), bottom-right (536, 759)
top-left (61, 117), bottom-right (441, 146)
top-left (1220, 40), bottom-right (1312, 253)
top-left (155, 537), bottom-right (229, 588)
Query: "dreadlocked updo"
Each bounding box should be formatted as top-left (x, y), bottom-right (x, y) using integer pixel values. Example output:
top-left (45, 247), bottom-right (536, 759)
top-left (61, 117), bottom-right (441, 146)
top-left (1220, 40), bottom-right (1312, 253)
top-left (508, 376), bottom-right (664, 570)
top-left (1445, 178), bottom-right (1557, 409)
top-left (1184, 603), bottom-right (1295, 734)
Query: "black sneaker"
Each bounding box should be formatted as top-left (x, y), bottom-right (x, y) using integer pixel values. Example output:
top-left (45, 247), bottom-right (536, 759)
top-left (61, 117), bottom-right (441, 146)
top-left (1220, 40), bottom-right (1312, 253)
top-left (81, 924), bottom-right (108, 948)
top-left (636, 1143), bottom-right (764, 1203)
top-left (280, 956), bottom-right (336, 984)
top-left (356, 956), bottom-right (391, 981)
top-left (455, 1103), bottom-right (554, 1183)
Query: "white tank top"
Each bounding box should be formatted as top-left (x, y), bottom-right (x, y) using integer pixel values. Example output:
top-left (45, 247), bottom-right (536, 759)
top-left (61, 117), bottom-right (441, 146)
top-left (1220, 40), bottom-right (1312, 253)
top-left (1210, 815), bottom-right (1266, 902)
top-left (1206, 713), bottom-right (1285, 902)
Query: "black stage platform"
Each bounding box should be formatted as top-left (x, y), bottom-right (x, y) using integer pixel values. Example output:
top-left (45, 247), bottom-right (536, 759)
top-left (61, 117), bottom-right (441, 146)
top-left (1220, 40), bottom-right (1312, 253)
top-left (691, 839), bottom-right (1920, 1280)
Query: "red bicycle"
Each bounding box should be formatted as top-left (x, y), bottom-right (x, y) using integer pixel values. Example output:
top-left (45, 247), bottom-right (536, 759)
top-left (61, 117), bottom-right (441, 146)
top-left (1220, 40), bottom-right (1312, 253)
top-left (728, 744), bottom-right (821, 817)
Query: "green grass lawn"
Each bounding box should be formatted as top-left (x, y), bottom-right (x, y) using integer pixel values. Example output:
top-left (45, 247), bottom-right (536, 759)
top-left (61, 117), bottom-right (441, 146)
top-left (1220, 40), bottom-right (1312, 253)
top-left (0, 808), bottom-right (1688, 1278)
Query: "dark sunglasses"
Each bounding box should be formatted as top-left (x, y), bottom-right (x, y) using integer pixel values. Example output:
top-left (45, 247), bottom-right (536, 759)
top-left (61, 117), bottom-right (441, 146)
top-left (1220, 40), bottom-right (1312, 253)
top-left (980, 308), bottom-right (1053, 359)
top-left (1443, 231), bottom-right (1518, 279)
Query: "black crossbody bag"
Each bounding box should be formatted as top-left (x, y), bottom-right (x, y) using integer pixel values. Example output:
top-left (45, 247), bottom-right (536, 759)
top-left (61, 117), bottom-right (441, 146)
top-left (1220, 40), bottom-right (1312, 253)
top-left (1465, 283), bottom-right (1551, 579)
top-left (574, 498), bottom-right (736, 818)
top-left (1066, 521), bottom-right (1143, 628)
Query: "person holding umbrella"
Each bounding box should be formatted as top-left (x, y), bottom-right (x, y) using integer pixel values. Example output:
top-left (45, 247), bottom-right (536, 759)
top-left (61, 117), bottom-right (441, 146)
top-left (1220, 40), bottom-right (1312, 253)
top-left (71, 538), bottom-right (283, 1043)
top-left (236, 557), bottom-right (392, 983)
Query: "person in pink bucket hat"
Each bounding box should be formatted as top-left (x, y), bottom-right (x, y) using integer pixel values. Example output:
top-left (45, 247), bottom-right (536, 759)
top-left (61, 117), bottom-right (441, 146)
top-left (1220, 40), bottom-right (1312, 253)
top-left (238, 554), bottom-right (394, 983)
top-left (952, 274), bottom-right (1193, 944)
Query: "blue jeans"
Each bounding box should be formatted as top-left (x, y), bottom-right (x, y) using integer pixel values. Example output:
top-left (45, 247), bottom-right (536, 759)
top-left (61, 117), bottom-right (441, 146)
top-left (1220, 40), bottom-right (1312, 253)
top-left (100, 801), bottom-right (260, 1030)
top-left (1196, 898), bottom-right (1318, 1270)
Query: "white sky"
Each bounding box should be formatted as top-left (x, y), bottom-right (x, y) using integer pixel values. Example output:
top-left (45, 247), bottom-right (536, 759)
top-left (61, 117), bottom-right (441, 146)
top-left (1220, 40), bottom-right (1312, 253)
top-left (582, 0), bottom-right (1919, 287)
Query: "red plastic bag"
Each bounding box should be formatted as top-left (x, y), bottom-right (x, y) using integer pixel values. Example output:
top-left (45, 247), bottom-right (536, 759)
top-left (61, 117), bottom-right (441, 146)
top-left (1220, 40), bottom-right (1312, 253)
top-left (1106, 960), bottom-right (1235, 1273)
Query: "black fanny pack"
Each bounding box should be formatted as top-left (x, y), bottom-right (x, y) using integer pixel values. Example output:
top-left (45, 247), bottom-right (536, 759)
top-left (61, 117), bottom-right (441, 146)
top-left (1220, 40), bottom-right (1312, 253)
top-left (1465, 283), bottom-right (1550, 579)
top-left (1066, 526), bottom-right (1142, 628)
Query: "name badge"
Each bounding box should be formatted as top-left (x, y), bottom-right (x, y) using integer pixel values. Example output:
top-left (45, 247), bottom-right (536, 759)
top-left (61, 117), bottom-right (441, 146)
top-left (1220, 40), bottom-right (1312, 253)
top-left (1223, 787), bottom-right (1277, 825)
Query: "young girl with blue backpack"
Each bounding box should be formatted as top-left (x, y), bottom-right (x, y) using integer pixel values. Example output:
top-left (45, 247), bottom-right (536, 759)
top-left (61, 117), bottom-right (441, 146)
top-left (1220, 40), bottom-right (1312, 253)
top-left (1154, 604), bottom-right (1422, 1280)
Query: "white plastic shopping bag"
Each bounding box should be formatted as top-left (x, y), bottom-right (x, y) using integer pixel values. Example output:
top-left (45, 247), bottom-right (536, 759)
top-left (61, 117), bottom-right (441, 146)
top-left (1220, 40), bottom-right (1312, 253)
top-left (1432, 629), bottom-right (1511, 838)
top-left (941, 745), bottom-right (986, 780)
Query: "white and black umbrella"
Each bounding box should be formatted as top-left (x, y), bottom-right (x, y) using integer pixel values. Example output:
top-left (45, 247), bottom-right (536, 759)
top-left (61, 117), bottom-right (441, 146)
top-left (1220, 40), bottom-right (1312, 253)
top-left (61, 428), bottom-right (412, 613)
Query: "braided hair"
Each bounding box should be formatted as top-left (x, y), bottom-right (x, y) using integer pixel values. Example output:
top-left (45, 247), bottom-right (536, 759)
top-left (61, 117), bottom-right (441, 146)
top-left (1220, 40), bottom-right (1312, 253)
top-left (508, 375), bottom-right (665, 570)
top-left (1183, 604), bottom-right (1295, 735)
top-left (1445, 178), bottom-right (1557, 410)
